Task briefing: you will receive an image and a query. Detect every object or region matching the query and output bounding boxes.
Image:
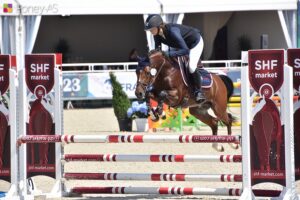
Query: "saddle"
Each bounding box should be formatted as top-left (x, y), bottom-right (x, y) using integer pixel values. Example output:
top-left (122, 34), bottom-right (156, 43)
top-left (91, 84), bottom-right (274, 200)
top-left (172, 56), bottom-right (213, 89)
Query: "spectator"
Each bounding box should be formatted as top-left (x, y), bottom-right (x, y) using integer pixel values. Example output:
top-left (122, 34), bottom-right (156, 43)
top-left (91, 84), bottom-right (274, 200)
top-left (128, 48), bottom-right (139, 70)
top-left (129, 48), bottom-right (139, 62)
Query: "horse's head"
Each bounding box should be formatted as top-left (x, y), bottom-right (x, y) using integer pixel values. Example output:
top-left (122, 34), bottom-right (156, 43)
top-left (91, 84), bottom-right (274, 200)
top-left (135, 50), bottom-right (167, 100)
top-left (135, 64), bottom-right (151, 99)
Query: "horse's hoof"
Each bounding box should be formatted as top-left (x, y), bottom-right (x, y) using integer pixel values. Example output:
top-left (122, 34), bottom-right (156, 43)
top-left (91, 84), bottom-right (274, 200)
top-left (212, 143), bottom-right (224, 152)
top-left (151, 118), bottom-right (159, 122)
top-left (160, 114), bottom-right (166, 120)
top-left (229, 143), bottom-right (239, 150)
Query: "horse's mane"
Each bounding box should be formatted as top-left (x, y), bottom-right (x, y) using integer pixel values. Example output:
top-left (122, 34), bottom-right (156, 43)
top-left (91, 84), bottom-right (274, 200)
top-left (148, 49), bottom-right (168, 58)
top-left (148, 49), bottom-right (182, 69)
top-left (134, 50), bottom-right (170, 72)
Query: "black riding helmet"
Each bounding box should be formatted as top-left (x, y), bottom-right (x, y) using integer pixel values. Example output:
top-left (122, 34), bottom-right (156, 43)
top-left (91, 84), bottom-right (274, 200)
top-left (144, 14), bottom-right (163, 30)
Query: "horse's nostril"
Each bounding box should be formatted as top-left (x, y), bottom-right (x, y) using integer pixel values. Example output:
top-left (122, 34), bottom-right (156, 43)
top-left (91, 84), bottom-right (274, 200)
top-left (136, 92), bottom-right (144, 99)
top-left (135, 92), bottom-right (141, 98)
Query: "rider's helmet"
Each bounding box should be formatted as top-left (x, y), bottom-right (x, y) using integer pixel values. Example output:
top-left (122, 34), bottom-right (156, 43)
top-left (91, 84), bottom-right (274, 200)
top-left (144, 14), bottom-right (163, 30)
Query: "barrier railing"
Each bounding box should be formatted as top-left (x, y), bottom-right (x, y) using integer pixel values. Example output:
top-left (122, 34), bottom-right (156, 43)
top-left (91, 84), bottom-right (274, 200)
top-left (61, 59), bottom-right (242, 73)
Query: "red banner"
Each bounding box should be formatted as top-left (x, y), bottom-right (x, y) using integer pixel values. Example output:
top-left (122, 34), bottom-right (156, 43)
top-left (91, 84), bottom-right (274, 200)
top-left (248, 50), bottom-right (284, 98)
top-left (287, 48), bottom-right (300, 91)
top-left (25, 54), bottom-right (55, 99)
top-left (0, 55), bottom-right (11, 95)
top-left (248, 49), bottom-right (285, 186)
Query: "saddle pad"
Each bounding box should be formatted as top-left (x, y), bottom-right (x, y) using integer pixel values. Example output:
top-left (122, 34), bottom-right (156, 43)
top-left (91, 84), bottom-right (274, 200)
top-left (177, 57), bottom-right (213, 89)
top-left (199, 68), bottom-right (213, 88)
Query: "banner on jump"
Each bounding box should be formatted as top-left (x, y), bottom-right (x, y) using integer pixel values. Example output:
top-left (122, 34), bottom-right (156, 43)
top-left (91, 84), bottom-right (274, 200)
top-left (62, 72), bottom-right (137, 100)
top-left (62, 70), bottom-right (241, 100)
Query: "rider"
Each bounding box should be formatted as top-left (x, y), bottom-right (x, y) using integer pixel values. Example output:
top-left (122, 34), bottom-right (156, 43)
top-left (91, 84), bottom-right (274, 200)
top-left (144, 14), bottom-right (205, 102)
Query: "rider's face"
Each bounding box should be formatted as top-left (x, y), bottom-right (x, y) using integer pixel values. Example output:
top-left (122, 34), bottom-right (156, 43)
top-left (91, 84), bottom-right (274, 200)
top-left (149, 27), bottom-right (159, 36)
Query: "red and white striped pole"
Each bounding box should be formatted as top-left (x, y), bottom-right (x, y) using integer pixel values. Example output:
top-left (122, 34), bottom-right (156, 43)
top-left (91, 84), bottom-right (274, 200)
top-left (69, 186), bottom-right (243, 196)
top-left (64, 172), bottom-right (243, 182)
top-left (68, 186), bottom-right (281, 197)
top-left (63, 154), bottom-right (242, 163)
top-left (18, 134), bottom-right (241, 144)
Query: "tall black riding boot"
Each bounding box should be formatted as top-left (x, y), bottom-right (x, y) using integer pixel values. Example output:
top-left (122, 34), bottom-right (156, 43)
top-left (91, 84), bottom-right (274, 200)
top-left (191, 69), bottom-right (206, 103)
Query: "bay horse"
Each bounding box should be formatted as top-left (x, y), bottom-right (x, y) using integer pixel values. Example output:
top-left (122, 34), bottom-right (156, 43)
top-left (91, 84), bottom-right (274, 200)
top-left (135, 50), bottom-right (238, 152)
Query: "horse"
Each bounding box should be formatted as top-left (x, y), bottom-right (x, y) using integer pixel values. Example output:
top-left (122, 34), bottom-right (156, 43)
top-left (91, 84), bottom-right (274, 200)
top-left (135, 50), bottom-right (237, 152)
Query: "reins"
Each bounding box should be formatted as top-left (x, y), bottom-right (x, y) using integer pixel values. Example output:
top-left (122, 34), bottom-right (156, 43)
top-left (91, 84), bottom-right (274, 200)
top-left (149, 58), bottom-right (165, 85)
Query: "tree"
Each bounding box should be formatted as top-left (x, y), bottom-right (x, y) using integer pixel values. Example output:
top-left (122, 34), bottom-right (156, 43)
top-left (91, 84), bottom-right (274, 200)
top-left (109, 72), bottom-right (131, 119)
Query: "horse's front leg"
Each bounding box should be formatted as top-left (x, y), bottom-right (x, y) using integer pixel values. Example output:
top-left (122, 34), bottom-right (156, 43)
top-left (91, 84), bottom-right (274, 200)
top-left (156, 91), bottom-right (168, 117)
top-left (147, 91), bottom-right (168, 122)
top-left (156, 89), bottom-right (181, 119)
top-left (144, 91), bottom-right (160, 122)
top-left (151, 91), bottom-right (167, 121)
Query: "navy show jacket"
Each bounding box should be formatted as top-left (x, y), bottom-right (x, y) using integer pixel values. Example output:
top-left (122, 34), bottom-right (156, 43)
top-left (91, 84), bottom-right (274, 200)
top-left (154, 23), bottom-right (201, 57)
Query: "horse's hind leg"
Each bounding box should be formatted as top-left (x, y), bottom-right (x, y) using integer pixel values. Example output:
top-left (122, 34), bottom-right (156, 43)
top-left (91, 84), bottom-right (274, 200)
top-left (211, 105), bottom-right (239, 150)
top-left (226, 113), bottom-right (239, 149)
top-left (189, 107), bottom-right (224, 152)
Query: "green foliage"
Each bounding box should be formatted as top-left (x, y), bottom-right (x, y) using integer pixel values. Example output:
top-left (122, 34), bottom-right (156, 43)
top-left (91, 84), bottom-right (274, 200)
top-left (109, 72), bottom-right (131, 119)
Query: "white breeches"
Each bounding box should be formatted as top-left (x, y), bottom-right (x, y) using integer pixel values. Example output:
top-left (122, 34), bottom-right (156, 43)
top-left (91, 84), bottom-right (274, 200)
top-left (189, 37), bottom-right (204, 73)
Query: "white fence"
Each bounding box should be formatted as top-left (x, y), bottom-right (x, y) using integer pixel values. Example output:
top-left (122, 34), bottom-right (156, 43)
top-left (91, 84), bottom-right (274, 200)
top-left (62, 59), bottom-right (242, 72)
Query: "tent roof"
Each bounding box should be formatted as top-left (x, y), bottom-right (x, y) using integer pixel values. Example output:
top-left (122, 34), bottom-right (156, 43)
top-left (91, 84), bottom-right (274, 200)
top-left (2, 0), bottom-right (161, 16)
top-left (160, 0), bottom-right (297, 13)
top-left (1, 0), bottom-right (297, 16)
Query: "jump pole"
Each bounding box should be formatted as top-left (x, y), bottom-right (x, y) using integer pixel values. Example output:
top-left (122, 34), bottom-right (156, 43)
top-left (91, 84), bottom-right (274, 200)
top-left (62, 154), bottom-right (242, 162)
top-left (67, 186), bottom-right (281, 197)
top-left (63, 172), bottom-right (243, 182)
top-left (18, 134), bottom-right (241, 144)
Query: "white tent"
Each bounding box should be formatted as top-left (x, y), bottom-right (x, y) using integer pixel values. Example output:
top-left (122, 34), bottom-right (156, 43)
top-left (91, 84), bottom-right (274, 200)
top-left (0, 0), bottom-right (298, 68)
top-left (1, 0), bottom-right (297, 15)
top-left (160, 0), bottom-right (297, 13)
top-left (4, 0), bottom-right (161, 16)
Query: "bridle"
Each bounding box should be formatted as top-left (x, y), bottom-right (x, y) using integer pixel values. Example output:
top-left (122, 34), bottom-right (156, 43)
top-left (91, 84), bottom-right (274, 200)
top-left (136, 57), bottom-right (166, 93)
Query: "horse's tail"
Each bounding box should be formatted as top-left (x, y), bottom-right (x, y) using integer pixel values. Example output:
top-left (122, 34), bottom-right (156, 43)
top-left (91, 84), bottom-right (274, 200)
top-left (218, 75), bottom-right (237, 123)
top-left (218, 75), bottom-right (234, 100)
